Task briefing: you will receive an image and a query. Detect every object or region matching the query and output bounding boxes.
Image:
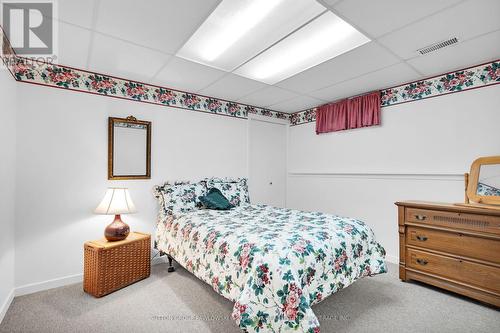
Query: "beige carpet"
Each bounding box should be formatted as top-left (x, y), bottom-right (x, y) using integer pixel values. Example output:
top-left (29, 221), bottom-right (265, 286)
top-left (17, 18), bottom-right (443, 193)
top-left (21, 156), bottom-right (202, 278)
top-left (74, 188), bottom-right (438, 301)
top-left (1, 263), bottom-right (498, 333)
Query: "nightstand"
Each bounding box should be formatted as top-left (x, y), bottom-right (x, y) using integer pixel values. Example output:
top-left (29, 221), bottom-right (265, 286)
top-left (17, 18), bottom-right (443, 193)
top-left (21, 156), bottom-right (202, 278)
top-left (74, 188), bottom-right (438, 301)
top-left (83, 231), bottom-right (151, 297)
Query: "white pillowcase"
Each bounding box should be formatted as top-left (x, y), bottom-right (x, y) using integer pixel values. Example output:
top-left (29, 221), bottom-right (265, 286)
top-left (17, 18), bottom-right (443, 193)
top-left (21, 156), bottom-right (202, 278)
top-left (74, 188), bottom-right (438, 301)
top-left (205, 177), bottom-right (250, 207)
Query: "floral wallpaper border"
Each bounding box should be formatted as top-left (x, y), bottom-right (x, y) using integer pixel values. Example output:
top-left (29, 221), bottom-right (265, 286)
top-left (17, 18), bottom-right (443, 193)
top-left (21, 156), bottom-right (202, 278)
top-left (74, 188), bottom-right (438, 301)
top-left (290, 60), bottom-right (500, 126)
top-left (2, 25), bottom-right (498, 126)
top-left (0, 32), bottom-right (289, 121)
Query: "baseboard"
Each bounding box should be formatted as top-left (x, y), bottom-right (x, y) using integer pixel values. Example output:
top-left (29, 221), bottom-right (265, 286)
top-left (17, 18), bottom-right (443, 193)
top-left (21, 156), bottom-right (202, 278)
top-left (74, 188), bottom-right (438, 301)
top-left (14, 255), bottom-right (168, 297)
top-left (15, 273), bottom-right (83, 297)
top-left (385, 254), bottom-right (398, 265)
top-left (151, 255), bottom-right (167, 266)
top-left (0, 289), bottom-right (15, 324)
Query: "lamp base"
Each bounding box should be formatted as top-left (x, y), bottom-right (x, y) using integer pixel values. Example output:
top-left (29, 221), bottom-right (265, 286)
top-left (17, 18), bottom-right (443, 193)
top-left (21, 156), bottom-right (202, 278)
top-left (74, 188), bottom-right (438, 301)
top-left (105, 215), bottom-right (130, 241)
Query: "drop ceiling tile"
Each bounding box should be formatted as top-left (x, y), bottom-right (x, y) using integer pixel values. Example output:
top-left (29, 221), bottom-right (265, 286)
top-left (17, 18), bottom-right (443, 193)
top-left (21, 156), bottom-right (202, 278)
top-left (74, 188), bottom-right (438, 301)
top-left (55, 22), bottom-right (92, 69)
top-left (309, 63), bottom-right (420, 101)
top-left (276, 42), bottom-right (399, 93)
top-left (198, 74), bottom-right (268, 101)
top-left (333, 0), bottom-right (461, 38)
top-left (89, 33), bottom-right (170, 82)
top-left (319, 0), bottom-right (341, 6)
top-left (269, 95), bottom-right (325, 113)
top-left (152, 56), bottom-right (226, 92)
top-left (407, 30), bottom-right (500, 76)
top-left (48, 0), bottom-right (97, 29)
top-left (95, 0), bottom-right (221, 54)
top-left (236, 86), bottom-right (298, 107)
top-left (378, 0), bottom-right (500, 60)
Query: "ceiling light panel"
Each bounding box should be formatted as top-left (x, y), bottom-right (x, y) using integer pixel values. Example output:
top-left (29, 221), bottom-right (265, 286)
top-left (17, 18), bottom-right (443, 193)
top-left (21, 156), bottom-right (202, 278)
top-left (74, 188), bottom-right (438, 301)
top-left (176, 0), bottom-right (326, 71)
top-left (234, 12), bottom-right (371, 84)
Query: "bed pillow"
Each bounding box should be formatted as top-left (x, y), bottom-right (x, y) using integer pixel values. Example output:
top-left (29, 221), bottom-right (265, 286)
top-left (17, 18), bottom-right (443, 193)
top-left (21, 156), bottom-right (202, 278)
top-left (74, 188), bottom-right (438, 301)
top-left (199, 188), bottom-right (234, 210)
top-left (205, 177), bottom-right (250, 207)
top-left (153, 180), bottom-right (207, 216)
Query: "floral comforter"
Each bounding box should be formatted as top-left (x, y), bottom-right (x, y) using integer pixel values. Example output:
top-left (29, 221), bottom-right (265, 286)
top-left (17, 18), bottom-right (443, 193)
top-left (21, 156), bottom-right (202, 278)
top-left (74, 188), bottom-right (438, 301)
top-left (155, 204), bottom-right (386, 332)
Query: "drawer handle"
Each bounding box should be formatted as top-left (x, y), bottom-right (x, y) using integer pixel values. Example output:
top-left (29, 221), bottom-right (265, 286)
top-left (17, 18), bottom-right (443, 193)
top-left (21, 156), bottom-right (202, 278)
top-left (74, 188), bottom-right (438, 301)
top-left (416, 258), bottom-right (428, 266)
top-left (416, 235), bottom-right (428, 241)
top-left (415, 214), bottom-right (427, 221)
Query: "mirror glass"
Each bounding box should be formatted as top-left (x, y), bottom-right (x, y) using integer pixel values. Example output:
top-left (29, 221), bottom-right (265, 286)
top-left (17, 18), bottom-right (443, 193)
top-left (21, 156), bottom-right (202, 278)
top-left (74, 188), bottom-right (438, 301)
top-left (109, 117), bottom-right (151, 180)
top-left (476, 164), bottom-right (500, 196)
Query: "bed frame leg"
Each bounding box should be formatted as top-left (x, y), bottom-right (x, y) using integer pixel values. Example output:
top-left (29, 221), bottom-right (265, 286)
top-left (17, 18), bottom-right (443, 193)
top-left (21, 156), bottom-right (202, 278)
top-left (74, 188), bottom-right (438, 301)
top-left (156, 245), bottom-right (175, 273)
top-left (167, 254), bottom-right (175, 273)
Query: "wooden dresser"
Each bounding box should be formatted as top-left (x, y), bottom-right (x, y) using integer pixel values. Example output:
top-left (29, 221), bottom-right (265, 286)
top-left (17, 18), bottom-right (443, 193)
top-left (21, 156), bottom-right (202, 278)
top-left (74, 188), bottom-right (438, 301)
top-left (396, 201), bottom-right (500, 307)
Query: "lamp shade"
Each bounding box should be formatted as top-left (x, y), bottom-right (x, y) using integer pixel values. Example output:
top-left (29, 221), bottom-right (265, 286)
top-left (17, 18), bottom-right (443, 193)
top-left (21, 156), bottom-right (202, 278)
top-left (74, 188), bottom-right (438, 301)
top-left (94, 188), bottom-right (137, 215)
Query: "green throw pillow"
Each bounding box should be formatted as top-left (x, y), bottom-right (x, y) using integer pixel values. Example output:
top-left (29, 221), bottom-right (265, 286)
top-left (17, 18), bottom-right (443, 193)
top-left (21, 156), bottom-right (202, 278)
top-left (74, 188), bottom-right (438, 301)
top-left (199, 188), bottom-right (234, 210)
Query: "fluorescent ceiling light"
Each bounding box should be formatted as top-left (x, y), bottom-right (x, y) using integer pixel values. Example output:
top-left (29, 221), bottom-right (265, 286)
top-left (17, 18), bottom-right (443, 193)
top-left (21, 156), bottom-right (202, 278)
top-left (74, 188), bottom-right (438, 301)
top-left (177, 0), bottom-right (326, 71)
top-left (201, 0), bottom-right (281, 62)
top-left (234, 12), bottom-right (371, 84)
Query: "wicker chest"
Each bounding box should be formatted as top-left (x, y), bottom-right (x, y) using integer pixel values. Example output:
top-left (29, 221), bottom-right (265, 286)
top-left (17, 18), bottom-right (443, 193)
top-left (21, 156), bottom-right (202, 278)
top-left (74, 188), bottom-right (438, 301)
top-left (84, 232), bottom-right (151, 297)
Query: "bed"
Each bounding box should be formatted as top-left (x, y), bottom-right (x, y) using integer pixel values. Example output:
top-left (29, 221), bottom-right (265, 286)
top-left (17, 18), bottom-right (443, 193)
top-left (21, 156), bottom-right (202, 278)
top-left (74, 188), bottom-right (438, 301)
top-left (154, 183), bottom-right (387, 333)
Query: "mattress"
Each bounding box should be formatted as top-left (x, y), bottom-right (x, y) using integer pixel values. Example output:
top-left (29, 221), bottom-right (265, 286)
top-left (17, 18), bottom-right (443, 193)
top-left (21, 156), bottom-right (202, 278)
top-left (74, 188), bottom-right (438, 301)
top-left (155, 204), bottom-right (387, 332)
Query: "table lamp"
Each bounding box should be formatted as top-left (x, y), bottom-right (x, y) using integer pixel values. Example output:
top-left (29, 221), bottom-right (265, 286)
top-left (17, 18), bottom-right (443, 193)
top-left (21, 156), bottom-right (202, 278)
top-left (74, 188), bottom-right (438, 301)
top-left (94, 188), bottom-right (137, 241)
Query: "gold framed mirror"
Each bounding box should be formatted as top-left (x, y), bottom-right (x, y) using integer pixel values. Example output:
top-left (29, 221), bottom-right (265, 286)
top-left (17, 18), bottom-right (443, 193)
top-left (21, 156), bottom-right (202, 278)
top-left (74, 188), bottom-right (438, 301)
top-left (108, 116), bottom-right (151, 180)
top-left (466, 156), bottom-right (500, 206)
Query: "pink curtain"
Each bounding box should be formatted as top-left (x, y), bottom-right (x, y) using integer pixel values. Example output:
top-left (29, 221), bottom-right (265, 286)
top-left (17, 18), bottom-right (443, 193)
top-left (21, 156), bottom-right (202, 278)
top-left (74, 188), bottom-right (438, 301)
top-left (316, 91), bottom-right (381, 134)
top-left (315, 100), bottom-right (348, 134)
top-left (347, 97), bottom-right (362, 129)
top-left (361, 92), bottom-right (381, 126)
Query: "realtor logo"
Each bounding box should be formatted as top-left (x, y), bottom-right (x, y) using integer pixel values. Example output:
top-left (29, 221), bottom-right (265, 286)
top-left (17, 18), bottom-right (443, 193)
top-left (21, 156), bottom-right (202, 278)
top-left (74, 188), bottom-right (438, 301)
top-left (1, 0), bottom-right (56, 55)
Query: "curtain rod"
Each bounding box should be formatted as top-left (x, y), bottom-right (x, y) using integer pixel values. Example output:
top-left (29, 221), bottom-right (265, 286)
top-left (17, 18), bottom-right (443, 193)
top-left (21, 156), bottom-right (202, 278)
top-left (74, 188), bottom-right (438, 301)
top-left (320, 90), bottom-right (379, 108)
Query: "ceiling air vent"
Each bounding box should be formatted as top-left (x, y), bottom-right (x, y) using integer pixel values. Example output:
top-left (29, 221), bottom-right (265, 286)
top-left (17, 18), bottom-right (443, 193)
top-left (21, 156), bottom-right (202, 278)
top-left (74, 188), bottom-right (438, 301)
top-left (417, 37), bottom-right (459, 55)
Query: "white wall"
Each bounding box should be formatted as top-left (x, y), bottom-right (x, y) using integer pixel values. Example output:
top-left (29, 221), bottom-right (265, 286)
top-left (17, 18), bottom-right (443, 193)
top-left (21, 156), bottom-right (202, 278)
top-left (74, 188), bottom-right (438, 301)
top-left (7, 75), bottom-right (500, 294)
top-left (0, 69), bottom-right (16, 320)
top-left (14, 83), bottom-right (248, 289)
top-left (287, 85), bottom-right (500, 263)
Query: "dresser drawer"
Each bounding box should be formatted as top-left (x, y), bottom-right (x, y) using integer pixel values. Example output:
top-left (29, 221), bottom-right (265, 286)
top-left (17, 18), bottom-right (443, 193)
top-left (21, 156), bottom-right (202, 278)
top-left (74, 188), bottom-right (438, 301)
top-left (406, 208), bottom-right (500, 235)
top-left (407, 248), bottom-right (500, 293)
top-left (407, 226), bottom-right (500, 264)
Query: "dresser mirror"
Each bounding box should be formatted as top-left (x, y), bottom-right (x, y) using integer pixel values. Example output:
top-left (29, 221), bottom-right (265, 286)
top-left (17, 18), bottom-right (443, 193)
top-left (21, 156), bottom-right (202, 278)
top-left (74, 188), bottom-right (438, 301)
top-left (108, 116), bottom-right (151, 180)
top-left (464, 156), bottom-right (500, 207)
